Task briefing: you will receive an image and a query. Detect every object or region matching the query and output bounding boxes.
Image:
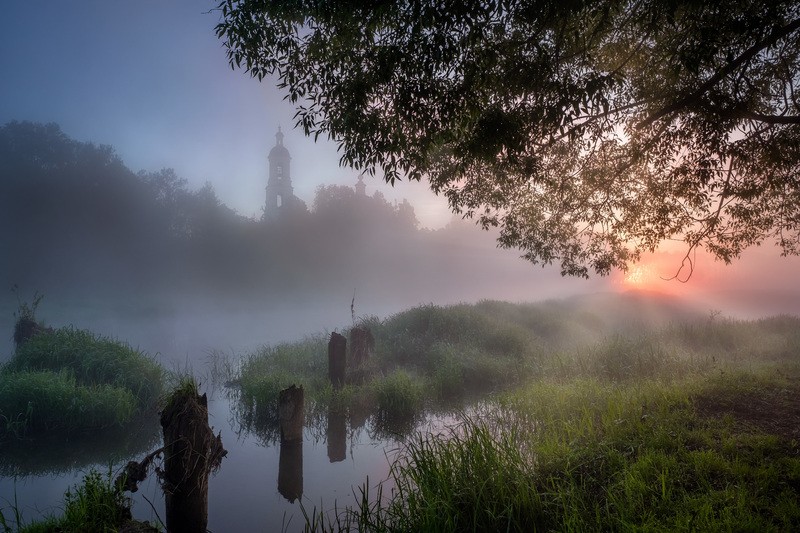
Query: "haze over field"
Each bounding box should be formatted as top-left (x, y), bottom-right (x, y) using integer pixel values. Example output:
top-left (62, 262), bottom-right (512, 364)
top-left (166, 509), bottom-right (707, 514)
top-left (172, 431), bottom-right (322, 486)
top-left (2, 2), bottom-right (800, 532)
top-left (2, 2), bottom-right (798, 344)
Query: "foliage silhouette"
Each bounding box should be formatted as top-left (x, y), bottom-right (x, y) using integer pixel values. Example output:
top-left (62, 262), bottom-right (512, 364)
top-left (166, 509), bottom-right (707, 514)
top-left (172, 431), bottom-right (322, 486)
top-left (217, 0), bottom-right (800, 277)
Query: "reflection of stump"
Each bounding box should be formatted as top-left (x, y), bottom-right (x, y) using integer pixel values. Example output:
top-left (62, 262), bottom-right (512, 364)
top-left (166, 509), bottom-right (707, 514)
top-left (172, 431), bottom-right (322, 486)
top-left (348, 327), bottom-right (374, 369)
top-left (327, 409), bottom-right (347, 463)
top-left (278, 441), bottom-right (303, 503)
top-left (279, 385), bottom-right (304, 443)
top-left (328, 333), bottom-right (347, 389)
top-left (349, 395), bottom-right (370, 430)
top-left (160, 387), bottom-right (226, 533)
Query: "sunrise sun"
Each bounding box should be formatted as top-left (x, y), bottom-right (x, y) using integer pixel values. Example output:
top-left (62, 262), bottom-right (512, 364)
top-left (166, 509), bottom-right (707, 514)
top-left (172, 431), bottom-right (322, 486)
top-left (623, 264), bottom-right (654, 288)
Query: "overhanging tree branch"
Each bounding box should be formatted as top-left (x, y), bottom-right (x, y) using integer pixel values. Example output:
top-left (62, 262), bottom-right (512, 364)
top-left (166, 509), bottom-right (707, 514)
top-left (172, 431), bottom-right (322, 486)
top-left (637, 17), bottom-right (800, 129)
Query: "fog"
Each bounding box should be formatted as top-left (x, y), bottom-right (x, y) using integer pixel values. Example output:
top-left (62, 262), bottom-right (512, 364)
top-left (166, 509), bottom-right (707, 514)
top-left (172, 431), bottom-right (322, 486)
top-left (3, 120), bottom-right (800, 367)
top-left (0, 121), bottom-right (612, 365)
top-left (3, 120), bottom-right (800, 532)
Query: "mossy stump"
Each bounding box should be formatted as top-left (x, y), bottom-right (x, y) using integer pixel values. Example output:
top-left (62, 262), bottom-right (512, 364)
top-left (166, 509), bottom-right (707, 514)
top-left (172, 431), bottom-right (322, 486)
top-left (13, 316), bottom-right (52, 347)
top-left (328, 332), bottom-right (347, 389)
top-left (160, 386), bottom-right (226, 533)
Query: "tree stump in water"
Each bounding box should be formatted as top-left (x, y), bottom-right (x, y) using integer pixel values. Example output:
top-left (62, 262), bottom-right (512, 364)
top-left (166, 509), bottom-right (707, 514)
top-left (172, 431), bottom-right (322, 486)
top-left (279, 385), bottom-right (304, 443)
top-left (348, 326), bottom-right (374, 370)
top-left (328, 332), bottom-right (347, 389)
top-left (160, 386), bottom-right (226, 533)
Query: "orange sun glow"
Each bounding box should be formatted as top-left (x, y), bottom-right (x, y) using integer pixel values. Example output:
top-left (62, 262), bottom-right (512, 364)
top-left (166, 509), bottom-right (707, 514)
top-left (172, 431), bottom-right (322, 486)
top-left (623, 264), bottom-right (654, 287)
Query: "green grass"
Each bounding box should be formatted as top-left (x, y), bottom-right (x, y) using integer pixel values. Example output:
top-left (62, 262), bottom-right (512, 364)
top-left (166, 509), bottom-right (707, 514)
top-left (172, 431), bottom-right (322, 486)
top-left (4, 327), bottom-right (164, 407)
top-left (279, 301), bottom-right (800, 531)
top-left (0, 326), bottom-right (164, 440)
top-left (232, 303), bottom-right (547, 442)
top-left (0, 370), bottom-right (136, 437)
top-left (3, 469), bottom-right (133, 533)
top-left (331, 371), bottom-right (800, 532)
top-left (232, 301), bottom-right (800, 444)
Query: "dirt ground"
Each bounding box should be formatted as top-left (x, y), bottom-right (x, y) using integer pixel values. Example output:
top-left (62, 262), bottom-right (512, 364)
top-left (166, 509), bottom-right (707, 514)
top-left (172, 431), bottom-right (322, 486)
top-left (694, 379), bottom-right (800, 442)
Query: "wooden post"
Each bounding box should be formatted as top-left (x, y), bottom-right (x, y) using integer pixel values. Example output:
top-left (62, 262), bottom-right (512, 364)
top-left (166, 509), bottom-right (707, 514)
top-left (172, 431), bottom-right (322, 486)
top-left (279, 385), bottom-right (304, 443)
top-left (328, 332), bottom-right (347, 389)
top-left (160, 388), bottom-right (226, 533)
top-left (278, 441), bottom-right (303, 503)
top-left (348, 326), bottom-right (374, 369)
top-left (327, 408), bottom-right (346, 463)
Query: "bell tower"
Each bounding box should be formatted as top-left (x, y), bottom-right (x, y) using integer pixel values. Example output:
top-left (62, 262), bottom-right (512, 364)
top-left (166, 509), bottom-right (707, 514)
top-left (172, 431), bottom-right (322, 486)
top-left (265, 126), bottom-right (294, 214)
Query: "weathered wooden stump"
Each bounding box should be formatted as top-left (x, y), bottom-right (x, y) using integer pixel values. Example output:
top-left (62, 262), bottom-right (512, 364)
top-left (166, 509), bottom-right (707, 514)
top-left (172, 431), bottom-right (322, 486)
top-left (348, 326), bottom-right (374, 369)
top-left (160, 387), bottom-right (226, 533)
top-left (278, 441), bottom-right (303, 503)
top-left (328, 332), bottom-right (347, 389)
top-left (327, 408), bottom-right (346, 463)
top-left (279, 385), bottom-right (304, 443)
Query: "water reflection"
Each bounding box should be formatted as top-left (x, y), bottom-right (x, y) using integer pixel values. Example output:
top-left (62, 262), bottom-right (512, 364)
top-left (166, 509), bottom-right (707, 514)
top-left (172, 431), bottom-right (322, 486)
top-left (278, 441), bottom-right (303, 503)
top-left (0, 416), bottom-right (160, 477)
top-left (326, 409), bottom-right (346, 463)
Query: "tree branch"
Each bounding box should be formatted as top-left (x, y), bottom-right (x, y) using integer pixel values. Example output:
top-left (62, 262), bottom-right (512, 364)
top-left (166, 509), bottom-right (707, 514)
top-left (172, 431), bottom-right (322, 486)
top-left (637, 17), bottom-right (800, 129)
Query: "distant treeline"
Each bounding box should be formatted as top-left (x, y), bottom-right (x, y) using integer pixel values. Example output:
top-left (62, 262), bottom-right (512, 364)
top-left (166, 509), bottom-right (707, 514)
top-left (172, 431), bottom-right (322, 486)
top-left (0, 121), bottom-right (549, 305)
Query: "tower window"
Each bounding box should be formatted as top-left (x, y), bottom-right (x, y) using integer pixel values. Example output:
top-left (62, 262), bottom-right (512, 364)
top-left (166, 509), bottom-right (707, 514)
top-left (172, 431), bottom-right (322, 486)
top-left (277, 165), bottom-right (283, 176)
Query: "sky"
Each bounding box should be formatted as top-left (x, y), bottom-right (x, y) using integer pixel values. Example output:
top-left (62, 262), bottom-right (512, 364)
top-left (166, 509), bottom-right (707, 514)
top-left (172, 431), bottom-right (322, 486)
top-left (0, 0), bottom-right (450, 226)
top-left (1, 0), bottom-right (798, 309)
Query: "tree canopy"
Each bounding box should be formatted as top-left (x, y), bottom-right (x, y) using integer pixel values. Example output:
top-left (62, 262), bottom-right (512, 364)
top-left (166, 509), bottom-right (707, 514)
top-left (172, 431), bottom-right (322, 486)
top-left (216, 0), bottom-right (800, 277)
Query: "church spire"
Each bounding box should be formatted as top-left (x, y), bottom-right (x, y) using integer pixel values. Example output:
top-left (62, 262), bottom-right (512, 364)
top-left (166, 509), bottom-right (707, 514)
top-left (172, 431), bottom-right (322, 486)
top-left (355, 173), bottom-right (367, 196)
top-left (276, 125), bottom-right (284, 146)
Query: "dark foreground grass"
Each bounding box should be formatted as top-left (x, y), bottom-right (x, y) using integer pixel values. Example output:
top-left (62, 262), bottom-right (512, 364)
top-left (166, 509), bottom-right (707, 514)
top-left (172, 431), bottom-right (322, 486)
top-left (309, 369), bottom-right (800, 532)
top-left (0, 469), bottom-right (133, 533)
top-left (0, 326), bottom-right (164, 440)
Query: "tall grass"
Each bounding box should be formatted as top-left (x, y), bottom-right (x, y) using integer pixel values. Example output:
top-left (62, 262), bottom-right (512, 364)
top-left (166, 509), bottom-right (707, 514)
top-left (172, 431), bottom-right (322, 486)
top-left (5, 469), bottom-right (133, 533)
top-left (0, 371), bottom-right (136, 438)
top-left (233, 301), bottom-right (800, 445)
top-left (272, 302), bottom-right (800, 531)
top-left (0, 326), bottom-right (164, 440)
top-left (343, 372), bottom-right (800, 531)
top-left (4, 327), bottom-right (164, 407)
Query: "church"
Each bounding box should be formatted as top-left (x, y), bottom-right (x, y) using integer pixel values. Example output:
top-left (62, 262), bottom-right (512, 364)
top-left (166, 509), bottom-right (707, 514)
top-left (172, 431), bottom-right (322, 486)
top-left (263, 127), bottom-right (306, 219)
top-left (263, 127), bottom-right (368, 220)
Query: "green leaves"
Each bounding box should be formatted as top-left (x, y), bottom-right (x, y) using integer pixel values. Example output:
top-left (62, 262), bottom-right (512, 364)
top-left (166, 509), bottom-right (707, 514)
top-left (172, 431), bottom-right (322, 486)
top-left (218, 0), bottom-right (800, 276)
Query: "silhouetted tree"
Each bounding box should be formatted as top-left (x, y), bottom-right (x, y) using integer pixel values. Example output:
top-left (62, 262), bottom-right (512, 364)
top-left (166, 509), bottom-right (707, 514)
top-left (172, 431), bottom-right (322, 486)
top-left (217, 0), bottom-right (800, 277)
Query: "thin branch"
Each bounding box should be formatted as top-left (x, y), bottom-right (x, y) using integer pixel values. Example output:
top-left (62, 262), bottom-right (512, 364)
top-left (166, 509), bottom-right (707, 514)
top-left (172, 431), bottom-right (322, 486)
top-left (637, 17), bottom-right (800, 129)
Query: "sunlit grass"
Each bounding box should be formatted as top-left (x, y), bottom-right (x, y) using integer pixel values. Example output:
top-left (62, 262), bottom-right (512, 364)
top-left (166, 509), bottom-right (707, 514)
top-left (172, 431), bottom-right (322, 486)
top-left (334, 371), bottom-right (800, 531)
top-left (232, 301), bottom-right (800, 446)
top-left (279, 302), bottom-right (800, 531)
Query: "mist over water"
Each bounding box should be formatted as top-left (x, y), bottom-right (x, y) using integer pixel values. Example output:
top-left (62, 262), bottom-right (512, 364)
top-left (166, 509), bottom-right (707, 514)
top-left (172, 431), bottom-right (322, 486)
top-left (1, 121), bottom-right (799, 531)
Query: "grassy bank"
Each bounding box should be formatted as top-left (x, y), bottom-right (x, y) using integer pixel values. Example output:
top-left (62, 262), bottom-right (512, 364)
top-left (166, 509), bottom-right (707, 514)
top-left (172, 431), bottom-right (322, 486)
top-left (309, 368), bottom-right (800, 531)
top-left (227, 297), bottom-right (800, 530)
top-left (231, 298), bottom-right (800, 440)
top-left (0, 326), bottom-right (164, 440)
